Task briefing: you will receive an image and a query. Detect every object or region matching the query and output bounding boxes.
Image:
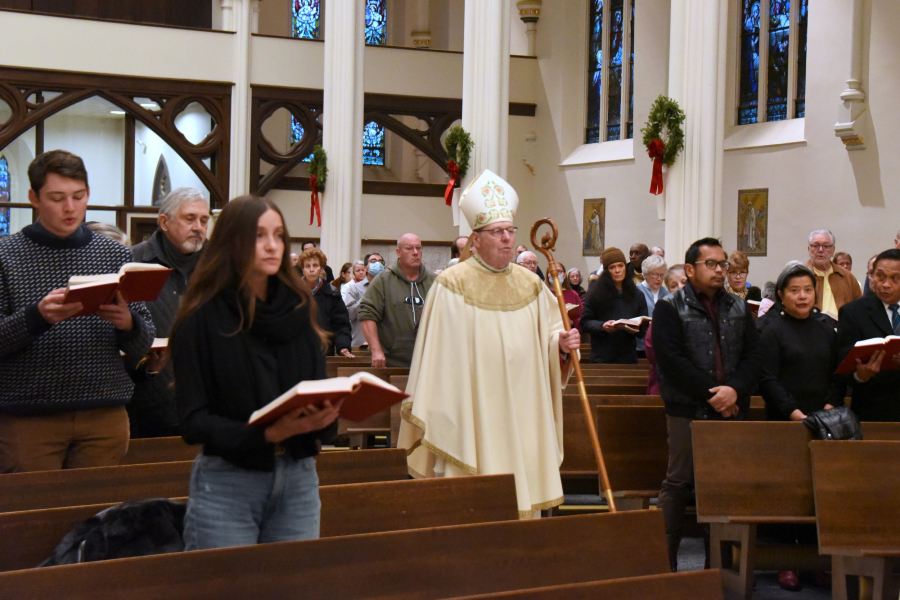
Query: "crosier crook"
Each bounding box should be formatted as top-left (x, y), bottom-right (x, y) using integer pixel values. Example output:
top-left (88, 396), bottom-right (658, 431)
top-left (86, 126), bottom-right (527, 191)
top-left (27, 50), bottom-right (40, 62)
top-left (530, 217), bottom-right (617, 513)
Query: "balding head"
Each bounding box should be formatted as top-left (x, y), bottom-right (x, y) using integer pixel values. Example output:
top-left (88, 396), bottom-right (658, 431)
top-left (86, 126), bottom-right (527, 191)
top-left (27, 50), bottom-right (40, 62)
top-left (397, 233), bottom-right (423, 276)
top-left (630, 243), bottom-right (650, 271)
top-left (517, 251), bottom-right (538, 273)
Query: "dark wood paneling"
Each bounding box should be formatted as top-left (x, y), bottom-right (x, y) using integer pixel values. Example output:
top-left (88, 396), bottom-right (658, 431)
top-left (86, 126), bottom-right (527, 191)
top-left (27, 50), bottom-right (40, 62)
top-left (274, 176), bottom-right (445, 198)
top-left (28, 0), bottom-right (211, 28)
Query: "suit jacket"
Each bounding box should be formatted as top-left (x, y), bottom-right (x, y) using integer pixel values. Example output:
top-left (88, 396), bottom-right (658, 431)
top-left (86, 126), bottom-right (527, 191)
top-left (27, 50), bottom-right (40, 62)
top-left (807, 259), bottom-right (862, 314)
top-left (837, 293), bottom-right (900, 421)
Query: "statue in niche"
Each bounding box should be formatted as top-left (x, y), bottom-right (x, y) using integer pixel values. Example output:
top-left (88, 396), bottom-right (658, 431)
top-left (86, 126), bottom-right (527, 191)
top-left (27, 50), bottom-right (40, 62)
top-left (152, 155), bottom-right (171, 207)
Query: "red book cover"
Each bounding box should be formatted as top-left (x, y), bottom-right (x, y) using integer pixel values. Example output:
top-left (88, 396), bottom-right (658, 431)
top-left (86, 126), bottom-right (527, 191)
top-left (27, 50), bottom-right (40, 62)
top-left (835, 336), bottom-right (900, 374)
top-left (118, 269), bottom-right (172, 303)
top-left (248, 373), bottom-right (409, 427)
top-left (63, 263), bottom-right (172, 318)
top-left (65, 281), bottom-right (120, 318)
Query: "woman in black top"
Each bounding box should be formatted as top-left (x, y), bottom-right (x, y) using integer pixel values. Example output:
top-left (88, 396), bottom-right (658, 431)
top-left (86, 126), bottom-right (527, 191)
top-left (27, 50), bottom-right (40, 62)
top-left (759, 263), bottom-right (846, 421)
top-left (298, 248), bottom-right (354, 357)
top-left (170, 195), bottom-right (341, 550)
top-left (581, 247), bottom-right (648, 364)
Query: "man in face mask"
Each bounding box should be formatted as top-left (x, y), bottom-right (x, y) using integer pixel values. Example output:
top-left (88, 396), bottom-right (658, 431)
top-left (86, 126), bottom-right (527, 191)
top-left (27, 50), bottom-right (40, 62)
top-left (343, 254), bottom-right (385, 349)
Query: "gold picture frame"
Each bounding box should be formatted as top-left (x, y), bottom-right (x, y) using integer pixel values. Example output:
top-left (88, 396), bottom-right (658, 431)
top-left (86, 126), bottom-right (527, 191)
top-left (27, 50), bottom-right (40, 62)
top-left (582, 199), bottom-right (606, 257)
top-left (737, 188), bottom-right (768, 257)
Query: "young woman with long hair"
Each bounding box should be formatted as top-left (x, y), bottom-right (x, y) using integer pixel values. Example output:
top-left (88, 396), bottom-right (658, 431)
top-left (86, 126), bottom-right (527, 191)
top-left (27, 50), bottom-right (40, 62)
top-left (170, 195), bottom-right (341, 550)
top-left (581, 247), bottom-right (648, 364)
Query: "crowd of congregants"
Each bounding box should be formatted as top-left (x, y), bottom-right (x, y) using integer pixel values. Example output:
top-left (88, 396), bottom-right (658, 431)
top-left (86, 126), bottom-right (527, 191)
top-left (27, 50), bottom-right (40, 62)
top-left (3, 150), bottom-right (899, 587)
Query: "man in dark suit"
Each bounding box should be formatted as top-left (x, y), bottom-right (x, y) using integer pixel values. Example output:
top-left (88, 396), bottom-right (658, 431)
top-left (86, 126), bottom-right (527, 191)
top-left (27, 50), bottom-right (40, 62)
top-left (837, 248), bottom-right (900, 421)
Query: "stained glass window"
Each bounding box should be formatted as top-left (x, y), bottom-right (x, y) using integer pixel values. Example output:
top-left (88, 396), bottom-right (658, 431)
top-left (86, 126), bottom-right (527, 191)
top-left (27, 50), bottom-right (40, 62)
top-left (0, 157), bottom-right (9, 236)
top-left (365, 0), bottom-right (387, 45)
top-left (292, 0), bottom-right (320, 39)
top-left (738, 0), bottom-right (761, 125)
top-left (605, 0), bottom-right (624, 141)
top-left (585, 0), bottom-right (603, 144)
top-left (795, 0), bottom-right (808, 118)
top-left (626, 0), bottom-right (635, 139)
top-left (766, 0), bottom-right (790, 121)
top-left (363, 121), bottom-right (386, 165)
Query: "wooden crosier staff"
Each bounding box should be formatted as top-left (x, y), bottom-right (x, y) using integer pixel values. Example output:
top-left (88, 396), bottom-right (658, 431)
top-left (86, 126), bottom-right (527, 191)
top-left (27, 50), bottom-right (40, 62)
top-left (530, 217), bottom-right (617, 513)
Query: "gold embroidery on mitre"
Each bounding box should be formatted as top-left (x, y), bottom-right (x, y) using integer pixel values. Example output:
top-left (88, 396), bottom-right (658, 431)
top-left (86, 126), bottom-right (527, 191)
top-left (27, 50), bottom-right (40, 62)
top-left (473, 178), bottom-right (515, 227)
top-left (436, 259), bottom-right (543, 312)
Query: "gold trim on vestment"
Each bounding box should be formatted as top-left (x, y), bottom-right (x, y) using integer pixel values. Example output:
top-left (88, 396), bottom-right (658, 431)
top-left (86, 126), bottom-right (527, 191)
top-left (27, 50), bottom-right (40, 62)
top-left (421, 439), bottom-right (478, 475)
top-left (435, 259), bottom-right (543, 313)
top-left (517, 496), bottom-right (565, 519)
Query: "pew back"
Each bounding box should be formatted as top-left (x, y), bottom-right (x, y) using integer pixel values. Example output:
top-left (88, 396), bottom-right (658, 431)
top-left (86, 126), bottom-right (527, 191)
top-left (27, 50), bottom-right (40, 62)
top-left (119, 437), bottom-right (200, 466)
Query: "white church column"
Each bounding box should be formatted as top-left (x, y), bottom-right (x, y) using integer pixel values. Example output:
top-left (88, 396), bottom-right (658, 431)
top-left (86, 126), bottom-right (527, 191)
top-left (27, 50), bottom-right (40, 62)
top-left (222, 0), bottom-right (255, 199)
top-left (834, 0), bottom-right (868, 150)
top-left (321, 0), bottom-right (364, 263)
top-left (459, 0), bottom-right (511, 234)
top-left (663, 0), bottom-right (727, 258)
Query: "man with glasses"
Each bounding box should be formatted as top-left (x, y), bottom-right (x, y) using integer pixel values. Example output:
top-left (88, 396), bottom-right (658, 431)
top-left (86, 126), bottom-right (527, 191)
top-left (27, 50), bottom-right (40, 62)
top-left (652, 237), bottom-right (762, 571)
top-left (516, 251), bottom-right (539, 273)
top-left (398, 169), bottom-right (581, 519)
top-left (359, 237), bottom-right (436, 368)
top-left (806, 229), bottom-right (861, 319)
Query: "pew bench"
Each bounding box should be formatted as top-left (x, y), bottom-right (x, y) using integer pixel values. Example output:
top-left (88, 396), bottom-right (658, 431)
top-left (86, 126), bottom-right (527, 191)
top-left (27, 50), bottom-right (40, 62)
top-left (811, 440), bottom-right (900, 600)
top-left (0, 474), bottom-right (519, 572)
top-left (119, 437), bottom-right (200, 466)
top-left (0, 510), bottom-right (669, 600)
top-left (335, 366), bottom-right (409, 449)
top-left (0, 448), bottom-right (408, 513)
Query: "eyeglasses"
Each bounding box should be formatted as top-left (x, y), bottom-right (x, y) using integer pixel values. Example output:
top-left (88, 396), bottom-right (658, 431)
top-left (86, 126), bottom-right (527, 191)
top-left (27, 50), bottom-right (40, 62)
top-left (809, 244), bottom-right (834, 251)
top-left (695, 260), bottom-right (730, 271)
top-left (730, 271), bottom-right (749, 277)
top-left (479, 227), bottom-right (518, 238)
top-left (645, 272), bottom-right (664, 280)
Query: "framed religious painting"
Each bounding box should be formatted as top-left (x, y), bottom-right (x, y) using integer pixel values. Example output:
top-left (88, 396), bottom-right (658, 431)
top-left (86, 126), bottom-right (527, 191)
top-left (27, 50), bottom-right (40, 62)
top-left (582, 199), bottom-right (606, 257)
top-left (737, 188), bottom-right (768, 256)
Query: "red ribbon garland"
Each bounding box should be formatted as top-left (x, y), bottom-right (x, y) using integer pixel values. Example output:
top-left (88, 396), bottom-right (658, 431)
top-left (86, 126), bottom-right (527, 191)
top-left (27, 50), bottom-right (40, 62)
top-left (444, 160), bottom-right (460, 206)
top-left (309, 174), bottom-right (321, 227)
top-left (647, 139), bottom-right (665, 195)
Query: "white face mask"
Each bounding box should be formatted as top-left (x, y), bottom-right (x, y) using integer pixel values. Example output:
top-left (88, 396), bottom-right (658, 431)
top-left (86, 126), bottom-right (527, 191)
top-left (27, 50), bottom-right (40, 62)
top-left (558, 273), bottom-right (566, 284)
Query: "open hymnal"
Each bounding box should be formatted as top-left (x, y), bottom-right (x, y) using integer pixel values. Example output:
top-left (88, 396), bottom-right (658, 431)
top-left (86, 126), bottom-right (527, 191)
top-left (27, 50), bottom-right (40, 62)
top-left (835, 336), bottom-right (900, 374)
top-left (613, 316), bottom-right (651, 328)
top-left (248, 372), bottom-right (409, 427)
top-left (64, 263), bottom-right (172, 317)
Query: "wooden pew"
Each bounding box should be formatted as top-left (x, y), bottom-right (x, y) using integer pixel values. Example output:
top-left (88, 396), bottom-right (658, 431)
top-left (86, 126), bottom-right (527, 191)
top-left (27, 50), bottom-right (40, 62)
top-left (0, 511), bottom-right (669, 600)
top-left (119, 437), bottom-right (200, 466)
top-left (335, 366), bottom-right (409, 448)
top-left (0, 448), bottom-right (408, 513)
top-left (439, 570), bottom-right (723, 600)
top-left (0, 474), bottom-right (518, 572)
top-left (811, 440), bottom-right (900, 600)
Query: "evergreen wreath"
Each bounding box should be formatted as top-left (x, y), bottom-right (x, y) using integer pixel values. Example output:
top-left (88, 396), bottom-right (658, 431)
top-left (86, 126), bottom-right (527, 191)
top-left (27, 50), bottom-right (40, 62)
top-left (308, 145), bottom-right (327, 192)
top-left (444, 126), bottom-right (474, 177)
top-left (640, 95), bottom-right (685, 167)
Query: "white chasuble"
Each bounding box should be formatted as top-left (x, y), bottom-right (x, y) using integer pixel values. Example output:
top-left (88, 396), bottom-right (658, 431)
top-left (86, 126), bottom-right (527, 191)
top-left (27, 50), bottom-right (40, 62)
top-left (398, 257), bottom-right (574, 518)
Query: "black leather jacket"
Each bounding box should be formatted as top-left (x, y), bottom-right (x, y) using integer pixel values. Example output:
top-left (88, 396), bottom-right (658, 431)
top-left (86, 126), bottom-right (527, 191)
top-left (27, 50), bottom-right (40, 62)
top-left (652, 283), bottom-right (762, 419)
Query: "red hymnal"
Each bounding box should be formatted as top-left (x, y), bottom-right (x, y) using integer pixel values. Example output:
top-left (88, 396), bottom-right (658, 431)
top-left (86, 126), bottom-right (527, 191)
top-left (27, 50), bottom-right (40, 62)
top-left (248, 372), bottom-right (409, 427)
top-left (64, 263), bottom-right (172, 317)
top-left (835, 336), bottom-right (900, 374)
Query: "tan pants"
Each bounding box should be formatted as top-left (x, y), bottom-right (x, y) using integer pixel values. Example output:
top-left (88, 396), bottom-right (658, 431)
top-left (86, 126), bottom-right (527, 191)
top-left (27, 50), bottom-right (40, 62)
top-left (0, 406), bottom-right (130, 473)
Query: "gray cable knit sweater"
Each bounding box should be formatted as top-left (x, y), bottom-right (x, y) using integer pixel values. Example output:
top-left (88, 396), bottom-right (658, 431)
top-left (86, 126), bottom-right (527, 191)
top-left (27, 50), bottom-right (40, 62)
top-left (0, 223), bottom-right (155, 415)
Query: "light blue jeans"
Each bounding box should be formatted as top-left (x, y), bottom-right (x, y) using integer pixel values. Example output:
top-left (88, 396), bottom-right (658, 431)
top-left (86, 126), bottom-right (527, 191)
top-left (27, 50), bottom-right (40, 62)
top-left (183, 453), bottom-right (321, 551)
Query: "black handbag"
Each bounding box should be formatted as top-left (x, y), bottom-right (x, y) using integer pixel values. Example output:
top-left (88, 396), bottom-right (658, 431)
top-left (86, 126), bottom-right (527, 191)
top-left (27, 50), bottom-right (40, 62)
top-left (802, 406), bottom-right (862, 440)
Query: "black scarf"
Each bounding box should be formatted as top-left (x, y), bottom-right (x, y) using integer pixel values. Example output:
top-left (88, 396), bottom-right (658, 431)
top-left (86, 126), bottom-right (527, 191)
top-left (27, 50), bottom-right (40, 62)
top-left (155, 229), bottom-right (202, 278)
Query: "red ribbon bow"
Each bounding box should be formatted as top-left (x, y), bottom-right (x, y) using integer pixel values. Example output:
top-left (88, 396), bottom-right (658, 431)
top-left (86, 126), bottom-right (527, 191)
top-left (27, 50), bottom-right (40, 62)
top-left (309, 174), bottom-right (321, 227)
top-left (444, 160), bottom-right (460, 206)
top-left (647, 139), bottom-right (665, 195)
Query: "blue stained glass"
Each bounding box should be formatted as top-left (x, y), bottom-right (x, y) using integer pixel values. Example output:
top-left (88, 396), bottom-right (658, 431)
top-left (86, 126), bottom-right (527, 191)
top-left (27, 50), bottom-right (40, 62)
top-left (0, 157), bottom-right (9, 236)
top-left (365, 0), bottom-right (387, 45)
top-left (738, 0), bottom-right (761, 125)
top-left (292, 0), bottom-right (320, 39)
top-left (627, 0), bottom-right (635, 139)
top-left (363, 121), bottom-right (385, 166)
top-left (795, 0), bottom-right (808, 118)
top-left (766, 0), bottom-right (790, 121)
top-left (606, 0), bottom-right (624, 141)
top-left (290, 116), bottom-right (313, 162)
top-left (586, 0), bottom-right (603, 144)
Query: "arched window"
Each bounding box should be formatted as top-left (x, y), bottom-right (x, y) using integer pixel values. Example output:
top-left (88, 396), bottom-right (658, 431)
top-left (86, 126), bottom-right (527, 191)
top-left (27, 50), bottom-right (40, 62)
top-left (289, 0), bottom-right (387, 166)
top-left (0, 156), bottom-right (10, 236)
top-left (738, 0), bottom-right (807, 125)
top-left (586, 0), bottom-right (635, 144)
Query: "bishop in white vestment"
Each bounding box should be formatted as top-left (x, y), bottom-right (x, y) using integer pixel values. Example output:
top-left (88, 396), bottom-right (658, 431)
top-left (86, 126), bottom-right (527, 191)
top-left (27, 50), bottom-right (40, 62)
top-left (397, 170), bottom-right (580, 518)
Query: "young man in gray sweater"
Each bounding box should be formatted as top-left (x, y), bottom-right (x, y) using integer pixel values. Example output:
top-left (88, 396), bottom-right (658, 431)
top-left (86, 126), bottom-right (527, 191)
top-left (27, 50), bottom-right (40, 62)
top-left (0, 150), bottom-right (155, 472)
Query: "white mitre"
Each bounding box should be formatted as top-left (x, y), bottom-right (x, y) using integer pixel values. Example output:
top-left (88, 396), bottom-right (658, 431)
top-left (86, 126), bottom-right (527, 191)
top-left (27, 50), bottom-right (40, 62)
top-left (459, 169), bottom-right (519, 230)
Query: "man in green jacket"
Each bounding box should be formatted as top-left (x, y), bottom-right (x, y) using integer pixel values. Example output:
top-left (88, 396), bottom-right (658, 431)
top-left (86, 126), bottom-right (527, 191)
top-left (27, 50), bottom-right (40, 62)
top-left (359, 233), bottom-right (436, 368)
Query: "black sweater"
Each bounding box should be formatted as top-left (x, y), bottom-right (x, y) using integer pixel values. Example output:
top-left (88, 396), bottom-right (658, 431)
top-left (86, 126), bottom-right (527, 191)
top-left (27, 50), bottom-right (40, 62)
top-left (171, 277), bottom-right (330, 471)
top-left (759, 309), bottom-right (846, 420)
top-left (581, 287), bottom-right (648, 364)
top-left (313, 281), bottom-right (352, 355)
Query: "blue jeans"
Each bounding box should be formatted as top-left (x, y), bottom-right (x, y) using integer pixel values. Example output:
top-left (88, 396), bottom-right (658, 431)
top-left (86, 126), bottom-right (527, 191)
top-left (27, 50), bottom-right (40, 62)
top-left (183, 453), bottom-right (321, 551)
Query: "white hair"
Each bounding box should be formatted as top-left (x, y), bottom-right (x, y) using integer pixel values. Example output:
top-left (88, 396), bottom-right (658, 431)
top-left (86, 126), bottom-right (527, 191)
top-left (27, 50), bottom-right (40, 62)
top-left (516, 251), bottom-right (537, 264)
top-left (641, 254), bottom-right (667, 274)
top-left (159, 187), bottom-right (208, 219)
top-left (808, 229), bottom-right (835, 245)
